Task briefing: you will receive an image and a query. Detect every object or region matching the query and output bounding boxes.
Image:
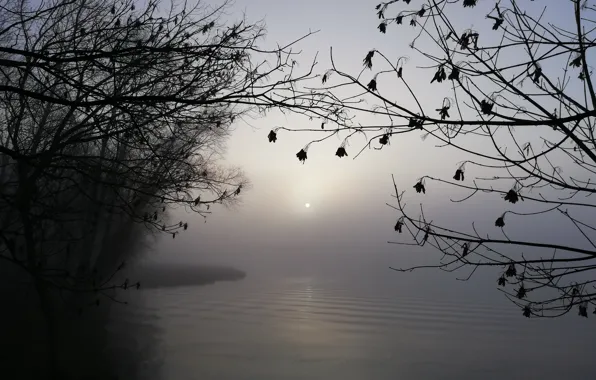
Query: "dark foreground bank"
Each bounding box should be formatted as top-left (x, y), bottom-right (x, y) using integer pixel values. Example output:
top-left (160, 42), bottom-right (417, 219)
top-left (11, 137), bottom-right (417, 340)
top-left (0, 263), bottom-right (246, 380)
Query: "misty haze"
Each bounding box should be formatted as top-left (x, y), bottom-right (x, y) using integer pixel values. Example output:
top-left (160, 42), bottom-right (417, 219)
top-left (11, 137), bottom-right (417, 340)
top-left (2, 0), bottom-right (596, 379)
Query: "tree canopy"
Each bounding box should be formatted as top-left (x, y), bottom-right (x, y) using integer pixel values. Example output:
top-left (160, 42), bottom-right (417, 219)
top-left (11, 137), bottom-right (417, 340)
top-left (0, 0), bottom-right (337, 320)
top-left (0, 0), bottom-right (349, 376)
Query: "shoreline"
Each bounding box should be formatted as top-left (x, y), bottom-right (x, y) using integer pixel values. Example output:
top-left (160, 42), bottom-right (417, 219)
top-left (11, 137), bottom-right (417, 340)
top-left (127, 263), bottom-right (247, 289)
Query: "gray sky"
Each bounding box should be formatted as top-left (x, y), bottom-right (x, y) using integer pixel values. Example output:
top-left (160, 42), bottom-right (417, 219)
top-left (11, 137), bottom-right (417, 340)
top-left (147, 0), bottom-right (582, 301)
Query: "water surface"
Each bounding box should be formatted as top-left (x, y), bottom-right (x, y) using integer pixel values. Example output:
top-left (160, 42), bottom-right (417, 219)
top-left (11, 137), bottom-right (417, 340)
top-left (112, 273), bottom-right (596, 380)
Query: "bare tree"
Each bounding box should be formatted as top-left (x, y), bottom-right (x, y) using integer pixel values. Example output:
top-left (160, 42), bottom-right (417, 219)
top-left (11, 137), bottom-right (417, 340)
top-left (0, 0), bottom-right (338, 375)
top-left (275, 0), bottom-right (596, 318)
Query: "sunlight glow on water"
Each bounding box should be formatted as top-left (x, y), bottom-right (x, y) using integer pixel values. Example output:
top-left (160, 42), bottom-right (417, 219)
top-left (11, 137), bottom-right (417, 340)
top-left (110, 275), bottom-right (596, 380)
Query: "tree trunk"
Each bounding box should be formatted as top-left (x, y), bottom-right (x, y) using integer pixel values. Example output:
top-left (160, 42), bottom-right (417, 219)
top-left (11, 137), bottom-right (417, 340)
top-left (16, 163), bottom-right (61, 379)
top-left (34, 278), bottom-right (61, 380)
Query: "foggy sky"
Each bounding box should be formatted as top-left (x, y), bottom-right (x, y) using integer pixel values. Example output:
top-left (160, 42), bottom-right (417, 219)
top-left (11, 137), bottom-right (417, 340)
top-left (147, 0), bottom-right (583, 302)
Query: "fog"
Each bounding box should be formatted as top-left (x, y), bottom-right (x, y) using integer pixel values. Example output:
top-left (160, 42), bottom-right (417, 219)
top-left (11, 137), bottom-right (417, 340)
top-left (2, 0), bottom-right (594, 378)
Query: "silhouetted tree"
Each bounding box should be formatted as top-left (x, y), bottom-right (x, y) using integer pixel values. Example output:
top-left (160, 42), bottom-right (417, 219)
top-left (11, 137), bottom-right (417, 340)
top-left (277, 0), bottom-right (596, 318)
top-left (0, 0), bottom-right (334, 375)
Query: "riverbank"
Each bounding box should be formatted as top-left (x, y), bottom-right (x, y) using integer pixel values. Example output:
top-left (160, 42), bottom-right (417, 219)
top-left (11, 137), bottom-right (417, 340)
top-left (127, 263), bottom-right (247, 289)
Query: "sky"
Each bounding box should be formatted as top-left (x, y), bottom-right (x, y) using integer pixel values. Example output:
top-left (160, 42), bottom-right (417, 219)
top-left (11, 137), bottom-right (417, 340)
top-left (146, 0), bottom-right (585, 301)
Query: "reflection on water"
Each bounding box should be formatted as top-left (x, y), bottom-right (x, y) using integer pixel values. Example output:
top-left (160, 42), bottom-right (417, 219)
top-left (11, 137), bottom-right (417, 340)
top-left (117, 275), bottom-right (596, 380)
top-left (97, 295), bottom-right (162, 380)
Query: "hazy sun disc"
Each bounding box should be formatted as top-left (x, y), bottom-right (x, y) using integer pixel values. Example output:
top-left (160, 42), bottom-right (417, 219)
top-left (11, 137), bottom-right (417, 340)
top-left (305, 203), bottom-right (311, 208)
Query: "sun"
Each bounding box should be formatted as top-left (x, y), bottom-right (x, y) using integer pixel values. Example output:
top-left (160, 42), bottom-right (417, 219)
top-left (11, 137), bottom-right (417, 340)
top-left (305, 203), bottom-right (311, 208)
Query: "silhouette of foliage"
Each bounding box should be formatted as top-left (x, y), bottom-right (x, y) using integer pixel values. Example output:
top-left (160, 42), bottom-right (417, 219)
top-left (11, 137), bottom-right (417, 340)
top-left (413, 180), bottom-right (426, 194)
top-left (0, 0), bottom-right (333, 295)
top-left (0, 0), bottom-right (341, 373)
top-left (498, 276), bottom-right (506, 287)
top-left (296, 148), bottom-right (308, 163)
top-left (335, 146), bottom-right (348, 158)
top-left (504, 189), bottom-right (520, 204)
top-left (462, 243), bottom-right (469, 257)
top-left (363, 50), bottom-right (375, 69)
top-left (579, 303), bottom-right (588, 317)
top-left (394, 218), bottom-right (404, 233)
top-left (277, 0), bottom-right (596, 318)
top-left (453, 169), bottom-right (464, 182)
top-left (367, 78), bottom-right (378, 92)
top-left (523, 305), bottom-right (531, 318)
